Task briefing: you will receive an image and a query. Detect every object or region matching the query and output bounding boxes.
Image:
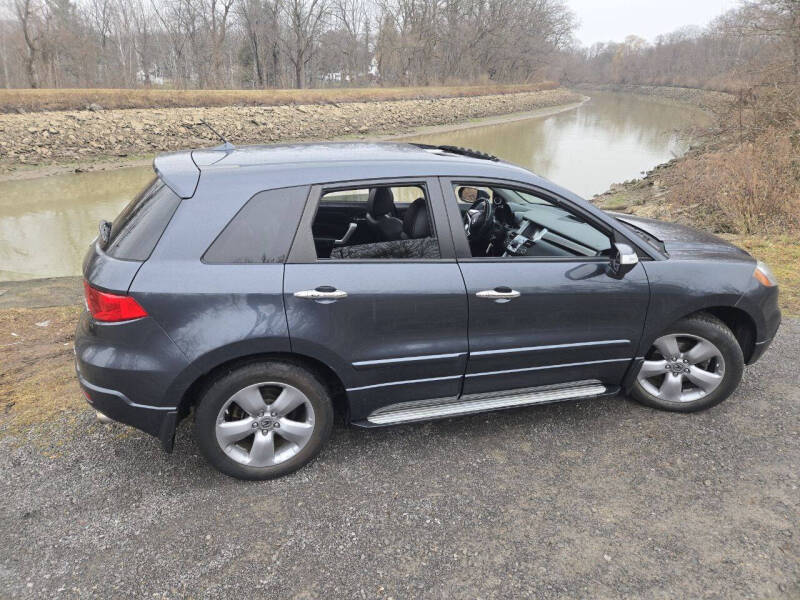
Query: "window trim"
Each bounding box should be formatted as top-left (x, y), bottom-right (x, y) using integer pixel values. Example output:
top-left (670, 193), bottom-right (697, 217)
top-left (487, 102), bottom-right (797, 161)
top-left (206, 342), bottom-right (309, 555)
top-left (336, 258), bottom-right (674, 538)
top-left (287, 176), bottom-right (456, 264)
top-left (438, 176), bottom-right (655, 263)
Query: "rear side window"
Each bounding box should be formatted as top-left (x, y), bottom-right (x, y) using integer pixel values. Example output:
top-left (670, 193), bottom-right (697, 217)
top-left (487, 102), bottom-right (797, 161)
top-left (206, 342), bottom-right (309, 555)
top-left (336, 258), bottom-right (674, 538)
top-left (203, 186), bottom-right (308, 264)
top-left (105, 178), bottom-right (182, 261)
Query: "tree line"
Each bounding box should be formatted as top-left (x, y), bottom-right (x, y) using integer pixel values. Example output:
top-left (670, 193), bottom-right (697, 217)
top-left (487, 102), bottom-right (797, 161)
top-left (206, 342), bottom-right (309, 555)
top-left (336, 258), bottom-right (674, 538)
top-left (0, 0), bottom-right (575, 89)
top-left (561, 0), bottom-right (799, 90)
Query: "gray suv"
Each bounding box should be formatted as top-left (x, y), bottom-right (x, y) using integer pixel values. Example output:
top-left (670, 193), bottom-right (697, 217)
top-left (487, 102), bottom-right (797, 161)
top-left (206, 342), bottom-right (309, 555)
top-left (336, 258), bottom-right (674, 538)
top-left (75, 142), bottom-right (781, 480)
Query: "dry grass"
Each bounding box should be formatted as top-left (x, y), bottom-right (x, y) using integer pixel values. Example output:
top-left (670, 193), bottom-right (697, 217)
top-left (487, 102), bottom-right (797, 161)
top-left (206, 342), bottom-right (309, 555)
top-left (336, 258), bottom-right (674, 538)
top-left (0, 306), bottom-right (83, 433)
top-left (663, 85), bottom-right (800, 236)
top-left (722, 234), bottom-right (800, 317)
top-left (0, 82), bottom-right (558, 114)
top-left (666, 130), bottom-right (800, 234)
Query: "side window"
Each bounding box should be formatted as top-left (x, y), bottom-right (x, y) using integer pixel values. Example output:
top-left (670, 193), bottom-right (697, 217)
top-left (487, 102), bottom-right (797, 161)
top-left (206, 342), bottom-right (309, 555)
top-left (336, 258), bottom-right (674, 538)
top-left (454, 184), bottom-right (613, 259)
top-left (105, 178), bottom-right (182, 261)
top-left (203, 186), bottom-right (308, 264)
top-left (311, 184), bottom-right (440, 260)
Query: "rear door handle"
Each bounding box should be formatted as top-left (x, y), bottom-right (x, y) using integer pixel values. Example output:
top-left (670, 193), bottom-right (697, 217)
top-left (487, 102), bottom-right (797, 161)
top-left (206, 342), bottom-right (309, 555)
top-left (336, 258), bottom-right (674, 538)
top-left (294, 287), bottom-right (348, 300)
top-left (476, 288), bottom-right (521, 300)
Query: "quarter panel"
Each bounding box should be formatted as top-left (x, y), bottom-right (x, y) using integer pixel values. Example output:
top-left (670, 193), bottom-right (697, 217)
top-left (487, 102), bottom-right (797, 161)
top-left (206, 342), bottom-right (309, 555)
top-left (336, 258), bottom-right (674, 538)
top-left (130, 263), bottom-right (291, 366)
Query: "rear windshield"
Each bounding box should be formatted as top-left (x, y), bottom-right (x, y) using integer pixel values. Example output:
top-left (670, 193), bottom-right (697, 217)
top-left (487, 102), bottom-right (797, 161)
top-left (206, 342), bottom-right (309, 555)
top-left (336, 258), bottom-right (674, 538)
top-left (105, 177), bottom-right (181, 261)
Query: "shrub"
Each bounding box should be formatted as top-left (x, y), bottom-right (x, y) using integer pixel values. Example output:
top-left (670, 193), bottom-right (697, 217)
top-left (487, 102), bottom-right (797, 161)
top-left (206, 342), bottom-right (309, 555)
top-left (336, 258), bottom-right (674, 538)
top-left (668, 128), bottom-right (800, 234)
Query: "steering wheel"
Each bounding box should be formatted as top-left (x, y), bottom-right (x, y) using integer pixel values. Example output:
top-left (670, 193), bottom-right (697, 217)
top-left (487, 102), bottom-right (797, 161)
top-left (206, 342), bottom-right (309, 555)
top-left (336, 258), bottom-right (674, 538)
top-left (463, 192), bottom-right (495, 242)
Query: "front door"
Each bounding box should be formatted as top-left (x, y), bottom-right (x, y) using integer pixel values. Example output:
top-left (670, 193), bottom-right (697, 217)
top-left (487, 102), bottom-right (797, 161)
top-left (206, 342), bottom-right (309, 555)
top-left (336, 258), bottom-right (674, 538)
top-left (284, 179), bottom-right (468, 421)
top-left (443, 180), bottom-right (650, 396)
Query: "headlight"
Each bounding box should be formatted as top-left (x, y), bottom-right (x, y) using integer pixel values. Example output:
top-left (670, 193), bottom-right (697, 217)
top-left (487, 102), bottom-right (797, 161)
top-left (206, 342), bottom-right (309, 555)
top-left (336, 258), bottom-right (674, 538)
top-left (753, 261), bottom-right (778, 287)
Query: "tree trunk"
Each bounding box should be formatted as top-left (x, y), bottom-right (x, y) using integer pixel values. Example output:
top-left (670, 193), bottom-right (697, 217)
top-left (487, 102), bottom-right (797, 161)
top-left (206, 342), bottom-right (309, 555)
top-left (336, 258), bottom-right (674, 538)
top-left (295, 59), bottom-right (303, 88)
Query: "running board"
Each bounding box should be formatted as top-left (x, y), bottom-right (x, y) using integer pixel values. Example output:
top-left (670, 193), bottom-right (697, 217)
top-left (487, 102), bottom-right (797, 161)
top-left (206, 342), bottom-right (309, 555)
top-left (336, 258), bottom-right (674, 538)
top-left (365, 380), bottom-right (610, 425)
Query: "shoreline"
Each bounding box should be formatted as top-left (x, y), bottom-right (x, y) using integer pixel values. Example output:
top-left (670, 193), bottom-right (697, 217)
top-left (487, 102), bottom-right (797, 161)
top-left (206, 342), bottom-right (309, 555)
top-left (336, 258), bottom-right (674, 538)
top-left (0, 88), bottom-right (583, 181)
top-left (0, 98), bottom-right (588, 184)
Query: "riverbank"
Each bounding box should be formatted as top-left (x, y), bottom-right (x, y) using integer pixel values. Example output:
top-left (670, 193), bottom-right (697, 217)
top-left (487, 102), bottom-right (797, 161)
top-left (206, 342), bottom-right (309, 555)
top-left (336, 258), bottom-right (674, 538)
top-left (573, 83), bottom-right (731, 113)
top-left (589, 84), bottom-right (800, 316)
top-left (0, 83), bottom-right (558, 114)
top-left (0, 88), bottom-right (582, 178)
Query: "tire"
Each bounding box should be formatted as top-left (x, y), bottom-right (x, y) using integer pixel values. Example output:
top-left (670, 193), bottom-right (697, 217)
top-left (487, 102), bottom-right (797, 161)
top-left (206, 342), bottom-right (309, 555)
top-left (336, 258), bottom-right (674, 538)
top-left (630, 313), bottom-right (744, 413)
top-left (194, 361), bottom-right (333, 480)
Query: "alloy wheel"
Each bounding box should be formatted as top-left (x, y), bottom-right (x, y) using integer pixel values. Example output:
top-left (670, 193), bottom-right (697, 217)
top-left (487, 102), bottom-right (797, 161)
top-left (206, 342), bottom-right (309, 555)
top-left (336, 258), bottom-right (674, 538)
top-left (215, 382), bottom-right (315, 467)
top-left (637, 333), bottom-right (726, 403)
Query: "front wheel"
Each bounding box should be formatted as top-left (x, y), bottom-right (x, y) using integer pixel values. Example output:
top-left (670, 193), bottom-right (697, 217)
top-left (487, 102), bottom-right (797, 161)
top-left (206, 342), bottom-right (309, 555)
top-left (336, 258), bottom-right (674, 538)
top-left (631, 314), bottom-right (744, 412)
top-left (194, 361), bottom-right (333, 480)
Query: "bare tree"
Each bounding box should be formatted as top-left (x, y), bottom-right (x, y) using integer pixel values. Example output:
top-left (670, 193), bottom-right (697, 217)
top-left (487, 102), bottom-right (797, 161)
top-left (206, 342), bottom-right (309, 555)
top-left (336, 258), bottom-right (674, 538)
top-left (13, 0), bottom-right (45, 87)
top-left (282, 0), bottom-right (328, 88)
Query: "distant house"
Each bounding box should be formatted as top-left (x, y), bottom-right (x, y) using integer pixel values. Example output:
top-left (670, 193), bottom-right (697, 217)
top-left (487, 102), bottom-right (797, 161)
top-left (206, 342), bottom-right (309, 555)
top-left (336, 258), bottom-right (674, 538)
top-left (136, 67), bottom-right (167, 87)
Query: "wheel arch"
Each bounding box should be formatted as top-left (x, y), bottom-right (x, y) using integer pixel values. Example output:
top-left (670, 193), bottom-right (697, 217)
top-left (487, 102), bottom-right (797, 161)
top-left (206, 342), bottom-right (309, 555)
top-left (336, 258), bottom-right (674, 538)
top-left (695, 306), bottom-right (757, 364)
top-left (176, 351), bottom-right (349, 422)
top-left (624, 303), bottom-right (755, 399)
top-left (643, 305), bottom-right (757, 364)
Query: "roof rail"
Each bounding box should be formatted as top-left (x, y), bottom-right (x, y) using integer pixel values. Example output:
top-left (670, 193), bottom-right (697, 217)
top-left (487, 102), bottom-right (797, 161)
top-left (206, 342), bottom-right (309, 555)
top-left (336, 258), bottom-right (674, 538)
top-left (415, 143), bottom-right (499, 162)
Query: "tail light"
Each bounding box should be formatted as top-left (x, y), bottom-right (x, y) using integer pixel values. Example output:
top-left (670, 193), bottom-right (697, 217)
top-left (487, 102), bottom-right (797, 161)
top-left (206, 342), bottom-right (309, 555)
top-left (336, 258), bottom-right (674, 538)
top-left (83, 281), bottom-right (148, 322)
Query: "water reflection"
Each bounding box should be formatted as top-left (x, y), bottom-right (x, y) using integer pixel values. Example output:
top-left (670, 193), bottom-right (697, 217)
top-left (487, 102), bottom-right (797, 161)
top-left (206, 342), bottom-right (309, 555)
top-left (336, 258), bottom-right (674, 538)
top-left (407, 91), bottom-right (710, 198)
top-left (0, 92), bottom-right (709, 281)
top-left (0, 167), bottom-right (152, 280)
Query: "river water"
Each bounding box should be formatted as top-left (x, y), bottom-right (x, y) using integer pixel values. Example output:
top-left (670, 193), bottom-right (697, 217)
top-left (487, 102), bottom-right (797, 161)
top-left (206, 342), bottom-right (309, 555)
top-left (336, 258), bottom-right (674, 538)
top-left (0, 92), bottom-right (709, 281)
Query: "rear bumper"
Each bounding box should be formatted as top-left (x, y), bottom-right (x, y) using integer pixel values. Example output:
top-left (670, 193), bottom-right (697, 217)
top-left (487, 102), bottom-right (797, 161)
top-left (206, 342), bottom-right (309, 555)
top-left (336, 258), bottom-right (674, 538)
top-left (77, 366), bottom-right (178, 451)
top-left (74, 309), bottom-right (194, 452)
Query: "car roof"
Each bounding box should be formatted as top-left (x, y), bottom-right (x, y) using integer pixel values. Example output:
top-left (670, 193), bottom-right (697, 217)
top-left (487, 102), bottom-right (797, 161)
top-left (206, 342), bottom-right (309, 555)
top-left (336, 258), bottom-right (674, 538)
top-left (154, 141), bottom-right (545, 198)
top-left (190, 141), bottom-right (504, 169)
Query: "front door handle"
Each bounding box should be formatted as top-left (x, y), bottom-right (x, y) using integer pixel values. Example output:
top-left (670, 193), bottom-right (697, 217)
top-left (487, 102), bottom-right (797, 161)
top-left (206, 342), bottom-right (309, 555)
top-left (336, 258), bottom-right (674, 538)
top-left (476, 287), bottom-right (521, 300)
top-left (334, 222), bottom-right (358, 246)
top-left (294, 287), bottom-right (348, 300)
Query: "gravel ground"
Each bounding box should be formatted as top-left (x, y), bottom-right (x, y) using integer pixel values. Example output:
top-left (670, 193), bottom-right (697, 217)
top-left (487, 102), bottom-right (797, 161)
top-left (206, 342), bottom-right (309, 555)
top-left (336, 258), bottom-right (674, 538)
top-left (1, 321), bottom-right (798, 599)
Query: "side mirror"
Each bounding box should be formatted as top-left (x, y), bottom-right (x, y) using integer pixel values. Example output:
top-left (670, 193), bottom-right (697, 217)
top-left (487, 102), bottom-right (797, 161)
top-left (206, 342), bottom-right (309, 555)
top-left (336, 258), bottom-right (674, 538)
top-left (610, 242), bottom-right (639, 277)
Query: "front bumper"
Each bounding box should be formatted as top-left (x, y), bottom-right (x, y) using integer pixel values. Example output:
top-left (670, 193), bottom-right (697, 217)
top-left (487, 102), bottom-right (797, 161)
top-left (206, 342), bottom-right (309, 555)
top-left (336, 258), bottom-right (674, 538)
top-left (748, 335), bottom-right (777, 365)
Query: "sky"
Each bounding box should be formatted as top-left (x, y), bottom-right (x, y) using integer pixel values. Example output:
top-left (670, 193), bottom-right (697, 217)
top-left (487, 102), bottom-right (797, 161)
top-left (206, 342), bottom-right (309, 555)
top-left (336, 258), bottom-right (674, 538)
top-left (567, 0), bottom-right (740, 47)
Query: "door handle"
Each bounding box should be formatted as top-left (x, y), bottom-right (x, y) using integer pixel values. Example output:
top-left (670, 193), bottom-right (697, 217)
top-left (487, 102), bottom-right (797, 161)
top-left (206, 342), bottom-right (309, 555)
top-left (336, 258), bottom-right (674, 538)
top-left (476, 288), bottom-right (521, 300)
top-left (294, 287), bottom-right (348, 300)
top-left (334, 222), bottom-right (358, 246)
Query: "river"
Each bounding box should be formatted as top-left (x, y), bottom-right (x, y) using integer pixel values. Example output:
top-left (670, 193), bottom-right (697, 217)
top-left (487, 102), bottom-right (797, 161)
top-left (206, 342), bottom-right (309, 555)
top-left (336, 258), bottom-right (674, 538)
top-left (0, 92), bottom-right (709, 281)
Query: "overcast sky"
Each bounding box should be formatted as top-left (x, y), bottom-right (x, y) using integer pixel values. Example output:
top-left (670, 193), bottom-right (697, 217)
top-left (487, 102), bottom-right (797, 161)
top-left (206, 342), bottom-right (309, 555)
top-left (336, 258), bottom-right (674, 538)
top-left (567, 0), bottom-right (740, 47)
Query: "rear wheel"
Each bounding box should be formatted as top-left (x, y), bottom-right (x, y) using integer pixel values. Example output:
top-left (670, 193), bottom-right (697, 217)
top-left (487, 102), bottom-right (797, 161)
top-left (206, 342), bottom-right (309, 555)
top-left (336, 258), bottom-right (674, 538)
top-left (631, 314), bottom-right (744, 412)
top-left (194, 361), bottom-right (333, 480)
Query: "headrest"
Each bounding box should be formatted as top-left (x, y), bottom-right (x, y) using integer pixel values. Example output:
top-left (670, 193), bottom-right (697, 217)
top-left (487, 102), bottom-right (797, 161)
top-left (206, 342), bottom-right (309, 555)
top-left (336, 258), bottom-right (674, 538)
top-left (367, 187), bottom-right (395, 216)
top-left (403, 197), bottom-right (430, 239)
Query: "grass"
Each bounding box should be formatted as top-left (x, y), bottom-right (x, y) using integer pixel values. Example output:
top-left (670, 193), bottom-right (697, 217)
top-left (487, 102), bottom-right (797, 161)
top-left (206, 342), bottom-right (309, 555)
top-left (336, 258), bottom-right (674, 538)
top-left (0, 82), bottom-right (559, 113)
top-left (0, 306), bottom-right (83, 433)
top-left (722, 234), bottom-right (800, 317)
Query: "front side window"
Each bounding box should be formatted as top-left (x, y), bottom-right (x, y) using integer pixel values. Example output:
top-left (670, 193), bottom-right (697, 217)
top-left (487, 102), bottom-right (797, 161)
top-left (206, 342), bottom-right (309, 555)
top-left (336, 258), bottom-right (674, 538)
top-left (311, 184), bottom-right (440, 260)
top-left (454, 184), bottom-right (613, 259)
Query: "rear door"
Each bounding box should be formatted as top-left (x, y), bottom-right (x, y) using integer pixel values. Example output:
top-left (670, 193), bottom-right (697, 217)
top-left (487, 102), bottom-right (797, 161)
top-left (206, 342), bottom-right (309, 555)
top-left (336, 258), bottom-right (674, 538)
top-left (284, 178), bottom-right (468, 422)
top-left (442, 178), bottom-right (651, 397)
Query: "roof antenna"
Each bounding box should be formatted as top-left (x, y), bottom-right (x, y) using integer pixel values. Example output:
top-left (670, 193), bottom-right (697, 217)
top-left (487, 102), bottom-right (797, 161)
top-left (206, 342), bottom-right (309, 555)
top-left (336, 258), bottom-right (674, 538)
top-left (200, 119), bottom-right (235, 151)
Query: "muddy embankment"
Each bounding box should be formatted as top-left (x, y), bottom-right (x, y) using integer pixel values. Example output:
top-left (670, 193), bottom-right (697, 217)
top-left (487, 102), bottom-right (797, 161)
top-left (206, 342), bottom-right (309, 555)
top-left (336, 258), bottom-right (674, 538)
top-left (0, 88), bottom-right (582, 177)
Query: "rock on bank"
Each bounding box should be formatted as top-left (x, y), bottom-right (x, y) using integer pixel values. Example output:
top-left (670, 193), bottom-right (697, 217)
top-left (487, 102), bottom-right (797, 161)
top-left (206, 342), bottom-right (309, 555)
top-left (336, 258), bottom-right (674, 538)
top-left (0, 89), bottom-right (582, 173)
